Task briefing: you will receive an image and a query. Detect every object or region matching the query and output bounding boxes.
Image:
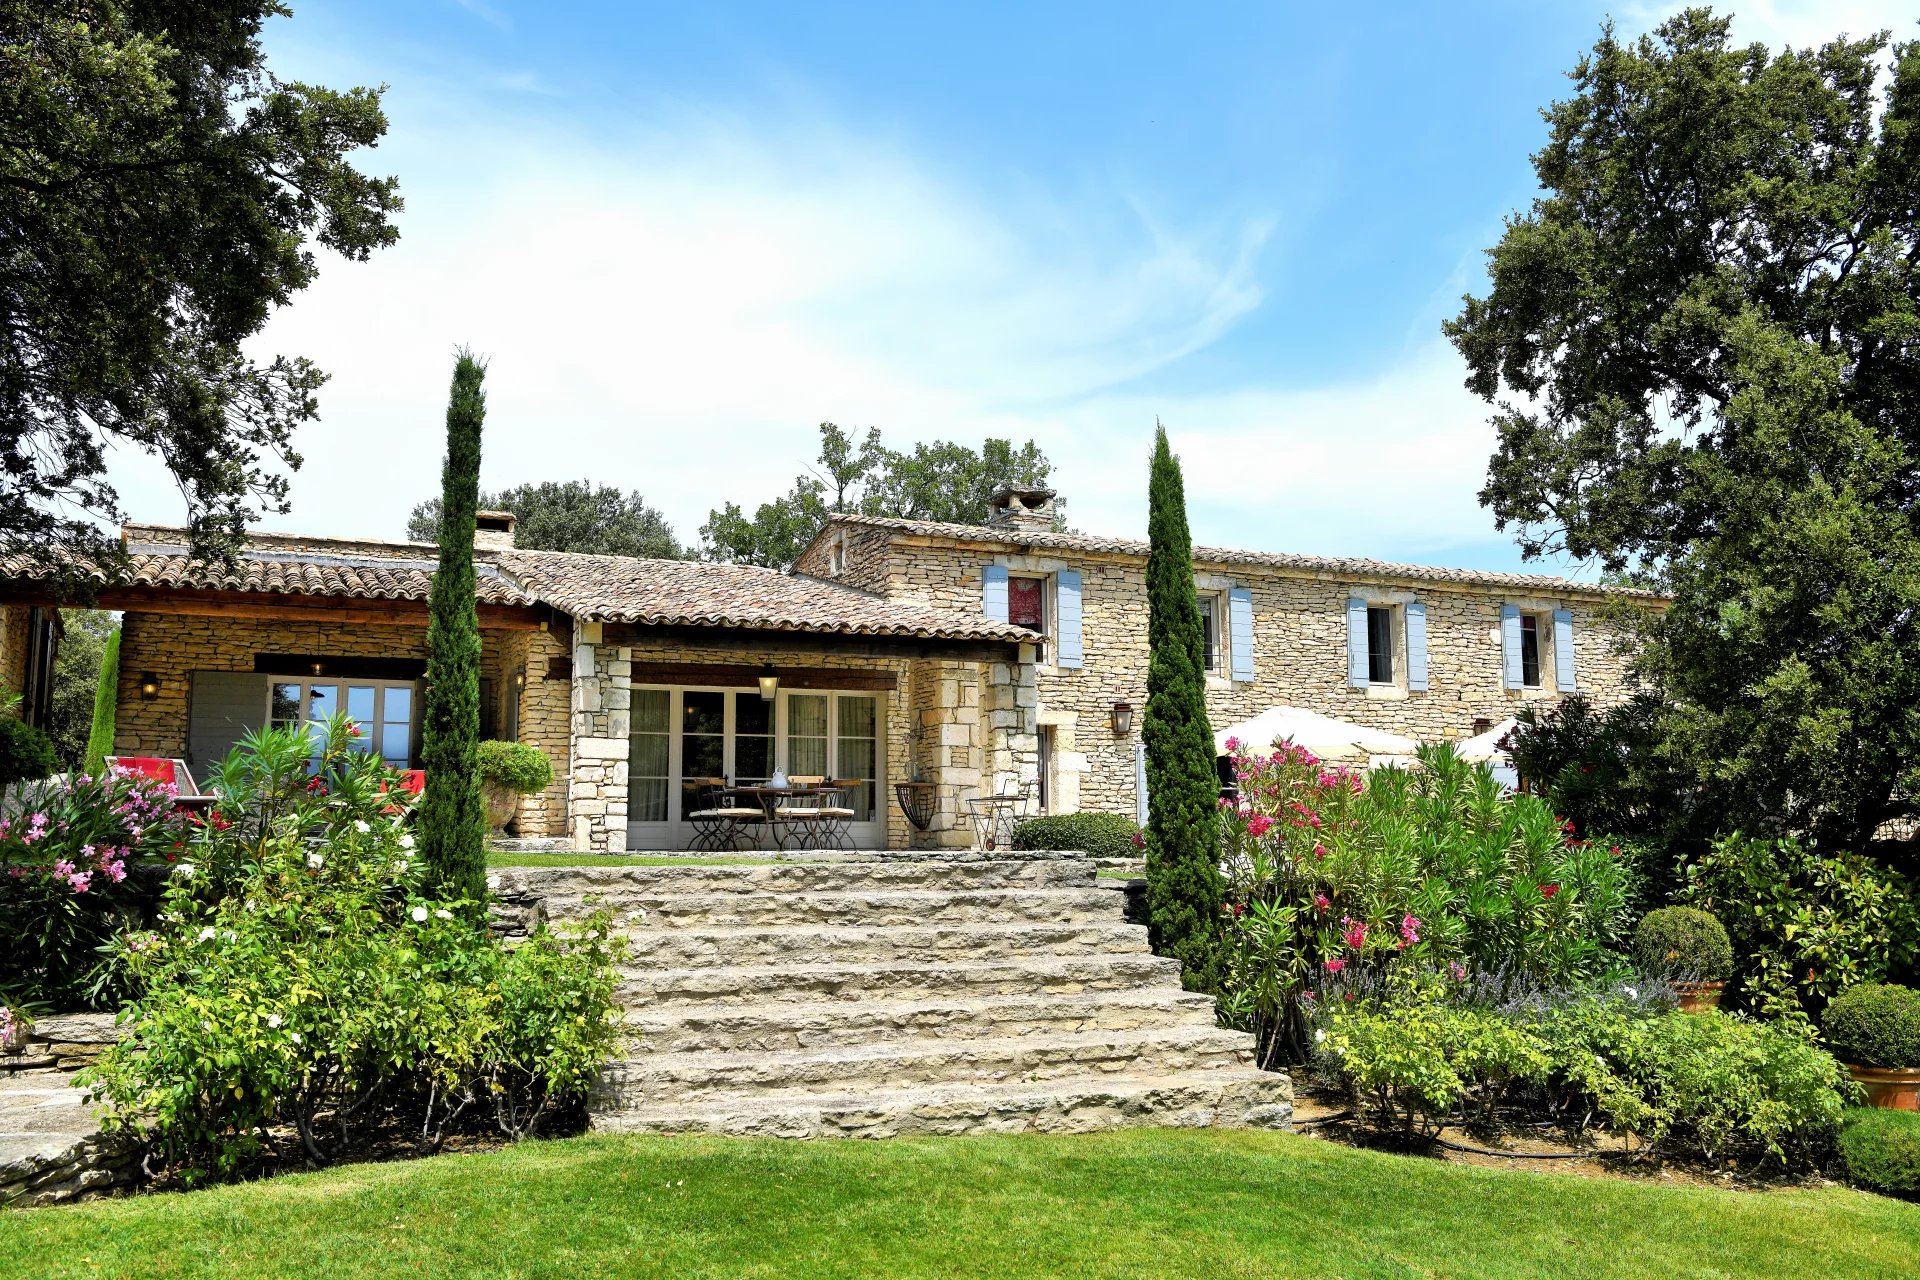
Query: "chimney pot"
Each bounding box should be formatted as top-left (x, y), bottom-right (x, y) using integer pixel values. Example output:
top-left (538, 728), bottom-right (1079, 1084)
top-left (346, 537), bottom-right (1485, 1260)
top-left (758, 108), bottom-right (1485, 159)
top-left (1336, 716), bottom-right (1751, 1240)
top-left (987, 485), bottom-right (1057, 534)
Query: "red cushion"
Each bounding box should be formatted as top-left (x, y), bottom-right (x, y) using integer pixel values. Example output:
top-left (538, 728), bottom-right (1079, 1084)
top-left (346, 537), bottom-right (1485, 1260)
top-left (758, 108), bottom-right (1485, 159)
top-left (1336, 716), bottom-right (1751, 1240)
top-left (111, 757), bottom-right (177, 786)
top-left (399, 769), bottom-right (426, 795)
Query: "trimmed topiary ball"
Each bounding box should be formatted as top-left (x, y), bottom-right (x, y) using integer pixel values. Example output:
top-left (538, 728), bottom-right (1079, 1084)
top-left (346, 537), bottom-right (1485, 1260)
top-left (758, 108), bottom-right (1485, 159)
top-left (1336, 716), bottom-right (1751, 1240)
top-left (476, 740), bottom-right (554, 795)
top-left (1824, 983), bottom-right (1920, 1069)
top-left (1632, 906), bottom-right (1733, 982)
top-left (1012, 812), bottom-right (1143, 860)
top-left (0, 715), bottom-right (57, 789)
top-left (1837, 1107), bottom-right (1920, 1197)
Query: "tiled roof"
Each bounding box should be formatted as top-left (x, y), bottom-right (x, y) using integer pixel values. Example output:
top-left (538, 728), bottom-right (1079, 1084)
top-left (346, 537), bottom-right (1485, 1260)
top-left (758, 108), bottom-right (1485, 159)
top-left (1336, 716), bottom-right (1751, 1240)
top-left (499, 549), bottom-right (1031, 641)
top-left (101, 526), bottom-right (535, 604)
top-left (822, 513), bottom-right (1661, 600)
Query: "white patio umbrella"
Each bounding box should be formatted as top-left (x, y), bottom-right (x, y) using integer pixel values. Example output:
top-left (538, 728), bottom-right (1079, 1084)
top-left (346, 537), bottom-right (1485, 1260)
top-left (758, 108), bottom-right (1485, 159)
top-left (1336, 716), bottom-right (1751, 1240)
top-left (1212, 705), bottom-right (1420, 764)
top-left (1453, 717), bottom-right (1519, 762)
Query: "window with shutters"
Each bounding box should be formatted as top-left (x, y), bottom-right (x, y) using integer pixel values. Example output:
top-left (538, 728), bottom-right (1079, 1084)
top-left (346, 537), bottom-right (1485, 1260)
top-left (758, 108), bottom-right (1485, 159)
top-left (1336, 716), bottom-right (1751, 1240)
top-left (1196, 592), bottom-right (1226, 673)
top-left (1008, 575), bottom-right (1047, 637)
top-left (1519, 614), bottom-right (1543, 688)
top-left (1366, 606), bottom-right (1395, 685)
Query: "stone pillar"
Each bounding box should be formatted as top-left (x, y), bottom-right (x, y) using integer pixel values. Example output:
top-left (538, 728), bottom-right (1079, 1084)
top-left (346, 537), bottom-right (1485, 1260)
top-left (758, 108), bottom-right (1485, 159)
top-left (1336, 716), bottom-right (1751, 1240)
top-left (567, 627), bottom-right (631, 853)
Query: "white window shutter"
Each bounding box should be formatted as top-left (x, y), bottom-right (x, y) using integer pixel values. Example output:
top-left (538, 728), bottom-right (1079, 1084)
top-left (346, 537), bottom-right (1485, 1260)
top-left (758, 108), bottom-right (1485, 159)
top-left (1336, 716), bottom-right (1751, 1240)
top-left (1553, 608), bottom-right (1577, 692)
top-left (1345, 596), bottom-right (1370, 688)
top-left (1134, 741), bottom-right (1148, 826)
top-left (1405, 600), bottom-right (1429, 692)
top-left (1054, 570), bottom-right (1083, 669)
top-left (1500, 604), bottom-right (1524, 690)
top-left (981, 563), bottom-right (1009, 622)
top-left (1228, 587), bottom-right (1254, 682)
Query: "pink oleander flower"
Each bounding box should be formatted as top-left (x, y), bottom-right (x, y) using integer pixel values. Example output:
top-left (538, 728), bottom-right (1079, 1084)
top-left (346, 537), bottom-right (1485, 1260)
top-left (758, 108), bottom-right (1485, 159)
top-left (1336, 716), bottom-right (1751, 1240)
top-left (1341, 917), bottom-right (1367, 951)
top-left (68, 871), bottom-right (91, 893)
top-left (53, 859), bottom-right (75, 878)
top-left (1399, 913), bottom-right (1421, 948)
top-left (1312, 842), bottom-right (1327, 860)
top-left (1223, 736), bottom-right (1241, 753)
top-left (1245, 814), bottom-right (1274, 838)
top-left (1313, 892), bottom-right (1330, 913)
top-left (1325, 957), bottom-right (1346, 974)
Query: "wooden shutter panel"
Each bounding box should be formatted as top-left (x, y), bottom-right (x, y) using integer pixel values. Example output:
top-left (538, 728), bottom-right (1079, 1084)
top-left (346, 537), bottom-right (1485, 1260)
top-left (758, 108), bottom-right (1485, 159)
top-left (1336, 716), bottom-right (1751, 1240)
top-left (1228, 587), bottom-right (1255, 682)
top-left (981, 564), bottom-right (1009, 622)
top-left (1054, 570), bottom-right (1083, 669)
top-left (1405, 600), bottom-right (1430, 692)
top-left (187, 671), bottom-right (268, 773)
top-left (1500, 605), bottom-right (1524, 690)
top-left (1553, 608), bottom-right (1577, 692)
top-left (1345, 596), bottom-right (1370, 688)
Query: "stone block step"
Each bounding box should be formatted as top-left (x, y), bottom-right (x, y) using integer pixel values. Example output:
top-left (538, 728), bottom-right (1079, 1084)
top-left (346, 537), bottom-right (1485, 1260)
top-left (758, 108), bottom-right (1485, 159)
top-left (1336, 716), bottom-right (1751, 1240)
top-left (594, 1026), bottom-right (1257, 1105)
top-left (615, 955), bottom-right (1183, 1007)
top-left (541, 887), bottom-right (1125, 929)
top-left (588, 1068), bottom-right (1294, 1139)
top-left (622, 988), bottom-right (1225, 1054)
top-left (620, 921), bottom-right (1150, 966)
top-left (496, 858), bottom-right (1094, 903)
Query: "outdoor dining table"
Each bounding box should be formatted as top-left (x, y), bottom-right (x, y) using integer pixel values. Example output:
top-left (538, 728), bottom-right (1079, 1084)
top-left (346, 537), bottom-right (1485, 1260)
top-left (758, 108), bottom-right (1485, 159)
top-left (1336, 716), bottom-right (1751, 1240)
top-left (721, 784), bottom-right (848, 851)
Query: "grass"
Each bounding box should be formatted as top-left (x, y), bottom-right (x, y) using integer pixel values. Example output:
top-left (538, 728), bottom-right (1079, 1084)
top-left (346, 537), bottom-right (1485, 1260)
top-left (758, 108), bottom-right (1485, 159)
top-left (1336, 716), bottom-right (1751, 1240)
top-left (6, 1129), bottom-right (1915, 1279)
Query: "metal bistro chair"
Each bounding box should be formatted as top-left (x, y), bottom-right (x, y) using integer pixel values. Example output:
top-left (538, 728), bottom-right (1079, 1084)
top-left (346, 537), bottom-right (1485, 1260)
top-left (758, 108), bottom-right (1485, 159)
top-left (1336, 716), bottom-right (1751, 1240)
top-left (685, 778), bottom-right (761, 852)
top-left (771, 775), bottom-right (830, 851)
top-left (965, 778), bottom-right (1034, 852)
top-left (815, 778), bottom-right (864, 851)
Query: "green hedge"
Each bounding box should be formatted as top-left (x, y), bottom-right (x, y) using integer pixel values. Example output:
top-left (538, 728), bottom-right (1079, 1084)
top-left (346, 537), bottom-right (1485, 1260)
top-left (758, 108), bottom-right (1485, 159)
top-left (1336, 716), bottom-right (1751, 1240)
top-left (0, 715), bottom-right (57, 789)
top-left (1012, 812), bottom-right (1142, 860)
top-left (1633, 907), bottom-right (1733, 982)
top-left (477, 740), bottom-right (554, 795)
top-left (1823, 983), bottom-right (1920, 1069)
top-left (1837, 1108), bottom-right (1920, 1197)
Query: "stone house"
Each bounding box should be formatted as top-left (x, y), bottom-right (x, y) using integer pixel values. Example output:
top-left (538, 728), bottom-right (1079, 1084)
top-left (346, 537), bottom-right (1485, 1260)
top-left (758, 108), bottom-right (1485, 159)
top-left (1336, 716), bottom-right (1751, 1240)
top-left (1, 493), bottom-right (1646, 850)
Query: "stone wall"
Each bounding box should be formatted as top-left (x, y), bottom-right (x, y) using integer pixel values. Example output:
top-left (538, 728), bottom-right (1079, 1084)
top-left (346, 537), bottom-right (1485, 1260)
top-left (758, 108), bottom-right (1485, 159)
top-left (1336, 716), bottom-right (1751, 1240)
top-left (872, 536), bottom-right (1644, 818)
top-left (1, 1014), bottom-right (139, 1208)
top-left (497, 625), bottom-right (571, 837)
top-left (569, 629), bottom-right (631, 853)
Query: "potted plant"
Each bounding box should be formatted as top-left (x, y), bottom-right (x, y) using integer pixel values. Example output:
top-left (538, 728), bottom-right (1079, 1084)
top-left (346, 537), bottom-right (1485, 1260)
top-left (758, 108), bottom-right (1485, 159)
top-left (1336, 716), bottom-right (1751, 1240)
top-left (1633, 906), bottom-right (1734, 1013)
top-left (0, 1003), bottom-right (27, 1055)
top-left (1824, 982), bottom-right (1920, 1111)
top-left (476, 741), bottom-right (553, 838)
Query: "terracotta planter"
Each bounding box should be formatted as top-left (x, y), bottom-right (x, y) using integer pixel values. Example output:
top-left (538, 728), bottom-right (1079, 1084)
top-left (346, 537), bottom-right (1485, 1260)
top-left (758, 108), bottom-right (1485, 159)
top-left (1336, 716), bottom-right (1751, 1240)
top-left (1671, 980), bottom-right (1726, 1014)
top-left (483, 782), bottom-right (521, 836)
top-left (1847, 1064), bottom-right (1920, 1111)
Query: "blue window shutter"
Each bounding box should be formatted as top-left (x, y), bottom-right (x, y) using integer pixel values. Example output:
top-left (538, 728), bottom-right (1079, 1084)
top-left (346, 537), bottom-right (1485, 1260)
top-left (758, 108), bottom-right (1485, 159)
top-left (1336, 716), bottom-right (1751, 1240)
top-left (1054, 570), bottom-right (1083, 668)
top-left (1553, 608), bottom-right (1577, 692)
top-left (1501, 605), bottom-right (1524, 690)
top-left (1405, 600), bottom-right (1430, 692)
top-left (1228, 587), bottom-right (1255, 682)
top-left (1345, 596), bottom-right (1370, 688)
top-left (981, 564), bottom-right (1008, 622)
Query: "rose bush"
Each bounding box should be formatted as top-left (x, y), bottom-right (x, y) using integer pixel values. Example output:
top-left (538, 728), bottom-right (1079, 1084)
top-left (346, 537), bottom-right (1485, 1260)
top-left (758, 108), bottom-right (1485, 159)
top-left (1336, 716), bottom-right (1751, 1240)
top-left (1215, 740), bottom-right (1633, 1064)
top-left (0, 770), bottom-right (181, 1008)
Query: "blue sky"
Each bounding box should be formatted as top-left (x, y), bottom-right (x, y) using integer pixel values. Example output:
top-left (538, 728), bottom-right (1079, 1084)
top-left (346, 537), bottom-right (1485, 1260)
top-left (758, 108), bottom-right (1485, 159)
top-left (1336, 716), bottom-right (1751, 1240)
top-left (112, 1), bottom-right (1912, 573)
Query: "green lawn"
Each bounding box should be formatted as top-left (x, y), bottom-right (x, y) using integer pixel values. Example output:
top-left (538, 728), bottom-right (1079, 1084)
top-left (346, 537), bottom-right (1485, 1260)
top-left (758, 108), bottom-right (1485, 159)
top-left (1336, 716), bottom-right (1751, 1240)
top-left (6, 1129), bottom-right (1915, 1279)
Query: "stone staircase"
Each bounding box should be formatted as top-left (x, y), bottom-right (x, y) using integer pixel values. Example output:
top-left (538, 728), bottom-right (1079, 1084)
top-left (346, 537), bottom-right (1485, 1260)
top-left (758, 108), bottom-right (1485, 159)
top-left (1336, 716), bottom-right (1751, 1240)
top-left (494, 852), bottom-right (1292, 1139)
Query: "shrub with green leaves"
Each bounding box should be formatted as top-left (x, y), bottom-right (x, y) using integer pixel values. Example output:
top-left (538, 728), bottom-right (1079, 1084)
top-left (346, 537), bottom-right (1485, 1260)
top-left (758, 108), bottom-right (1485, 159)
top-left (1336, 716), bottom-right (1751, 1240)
top-left (1218, 741), bottom-right (1634, 1064)
top-left (0, 713), bottom-right (57, 789)
top-left (1837, 1108), bottom-right (1920, 1197)
top-left (79, 718), bottom-right (625, 1183)
top-left (1011, 812), bottom-right (1142, 859)
top-left (477, 740), bottom-right (553, 795)
top-left (1633, 907), bottom-right (1733, 982)
top-left (1679, 834), bottom-right (1919, 1020)
top-left (1822, 983), bottom-right (1920, 1069)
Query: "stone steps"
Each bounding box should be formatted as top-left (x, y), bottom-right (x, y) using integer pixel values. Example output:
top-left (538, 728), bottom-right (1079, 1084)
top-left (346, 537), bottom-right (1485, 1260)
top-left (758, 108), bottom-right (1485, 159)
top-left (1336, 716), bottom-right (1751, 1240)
top-left (621, 987), bottom-right (1226, 1054)
top-left (595, 1026), bottom-right (1256, 1105)
top-left (590, 1069), bottom-right (1295, 1140)
top-left (620, 921), bottom-right (1151, 966)
top-left (520, 853), bottom-right (1291, 1138)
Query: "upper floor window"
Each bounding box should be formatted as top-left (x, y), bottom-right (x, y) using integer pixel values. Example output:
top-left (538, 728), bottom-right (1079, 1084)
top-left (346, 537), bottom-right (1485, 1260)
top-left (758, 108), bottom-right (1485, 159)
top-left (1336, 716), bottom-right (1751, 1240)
top-left (1008, 575), bottom-right (1048, 637)
top-left (827, 534), bottom-right (847, 577)
top-left (1197, 592), bottom-right (1226, 674)
top-left (1367, 606), bottom-right (1395, 684)
top-left (1519, 614), bottom-right (1543, 688)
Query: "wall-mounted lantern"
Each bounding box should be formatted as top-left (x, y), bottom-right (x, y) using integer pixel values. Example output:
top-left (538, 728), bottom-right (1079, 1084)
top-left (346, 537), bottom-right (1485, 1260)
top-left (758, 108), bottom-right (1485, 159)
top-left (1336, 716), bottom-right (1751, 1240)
top-left (139, 672), bottom-right (161, 701)
top-left (309, 661), bottom-right (325, 677)
top-left (512, 666), bottom-right (527, 691)
top-left (757, 664), bottom-right (780, 701)
top-left (1110, 700), bottom-right (1134, 737)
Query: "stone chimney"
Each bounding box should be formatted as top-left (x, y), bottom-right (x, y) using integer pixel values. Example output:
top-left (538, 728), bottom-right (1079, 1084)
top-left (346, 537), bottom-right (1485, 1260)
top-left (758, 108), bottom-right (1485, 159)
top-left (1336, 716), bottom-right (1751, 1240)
top-left (474, 509), bottom-right (516, 552)
top-left (987, 486), bottom-right (1057, 534)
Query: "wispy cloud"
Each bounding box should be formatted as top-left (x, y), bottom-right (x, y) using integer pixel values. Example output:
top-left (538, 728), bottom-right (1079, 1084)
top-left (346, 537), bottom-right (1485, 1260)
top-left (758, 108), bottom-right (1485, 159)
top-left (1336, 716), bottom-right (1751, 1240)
top-left (452, 0), bottom-right (511, 33)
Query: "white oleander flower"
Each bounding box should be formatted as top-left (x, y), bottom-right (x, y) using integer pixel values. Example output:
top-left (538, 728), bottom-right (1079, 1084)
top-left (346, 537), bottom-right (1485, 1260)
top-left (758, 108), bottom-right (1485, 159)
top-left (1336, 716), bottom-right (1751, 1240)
top-left (290, 1032), bottom-right (303, 1045)
top-left (197, 926), bottom-right (216, 942)
top-left (1314, 1029), bottom-right (1327, 1044)
top-left (434, 909), bottom-right (453, 919)
top-left (267, 1013), bottom-right (283, 1029)
top-left (399, 833), bottom-right (415, 850)
top-left (307, 852), bottom-right (324, 869)
top-left (411, 906), bottom-right (429, 922)
top-left (354, 820), bottom-right (371, 834)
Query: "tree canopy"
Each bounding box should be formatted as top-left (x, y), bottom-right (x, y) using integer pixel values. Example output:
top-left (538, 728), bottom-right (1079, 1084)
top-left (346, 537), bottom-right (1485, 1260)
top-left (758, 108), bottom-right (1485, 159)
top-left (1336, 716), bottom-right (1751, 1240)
top-left (0, 2), bottom-right (401, 574)
top-left (1446, 9), bottom-right (1920, 855)
top-left (699, 423), bottom-right (1058, 568)
top-left (407, 480), bottom-right (682, 559)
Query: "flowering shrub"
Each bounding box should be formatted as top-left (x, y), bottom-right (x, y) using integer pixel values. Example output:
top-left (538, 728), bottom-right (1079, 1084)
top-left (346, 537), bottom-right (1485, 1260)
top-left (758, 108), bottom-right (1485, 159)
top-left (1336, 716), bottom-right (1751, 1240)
top-left (1215, 740), bottom-right (1633, 1063)
top-left (79, 719), bottom-right (625, 1183)
top-left (1316, 974), bottom-right (1852, 1167)
top-left (0, 770), bottom-right (181, 1008)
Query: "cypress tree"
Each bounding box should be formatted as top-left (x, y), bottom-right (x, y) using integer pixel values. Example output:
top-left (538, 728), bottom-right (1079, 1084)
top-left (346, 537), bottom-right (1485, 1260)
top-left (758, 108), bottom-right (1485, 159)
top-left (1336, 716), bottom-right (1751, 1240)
top-left (83, 627), bottom-right (119, 777)
top-left (1142, 424), bottom-right (1223, 992)
top-left (419, 352), bottom-right (490, 903)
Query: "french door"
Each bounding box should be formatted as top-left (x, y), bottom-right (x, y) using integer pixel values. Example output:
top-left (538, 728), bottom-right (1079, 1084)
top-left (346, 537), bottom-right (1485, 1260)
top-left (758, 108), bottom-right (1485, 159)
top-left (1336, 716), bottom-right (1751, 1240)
top-left (268, 678), bottom-right (420, 769)
top-left (627, 686), bottom-right (885, 849)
